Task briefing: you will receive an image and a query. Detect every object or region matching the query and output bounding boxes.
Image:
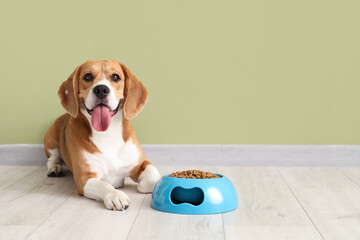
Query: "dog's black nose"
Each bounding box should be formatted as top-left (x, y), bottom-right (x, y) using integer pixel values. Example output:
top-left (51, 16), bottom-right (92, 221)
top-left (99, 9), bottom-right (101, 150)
top-left (93, 85), bottom-right (110, 99)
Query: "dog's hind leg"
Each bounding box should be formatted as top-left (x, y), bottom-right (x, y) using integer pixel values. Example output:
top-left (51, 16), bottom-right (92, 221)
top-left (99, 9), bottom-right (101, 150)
top-left (46, 148), bottom-right (64, 177)
top-left (44, 115), bottom-right (68, 177)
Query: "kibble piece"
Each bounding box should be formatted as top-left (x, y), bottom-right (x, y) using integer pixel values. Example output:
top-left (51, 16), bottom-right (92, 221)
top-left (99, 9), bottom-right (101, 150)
top-left (169, 170), bottom-right (220, 179)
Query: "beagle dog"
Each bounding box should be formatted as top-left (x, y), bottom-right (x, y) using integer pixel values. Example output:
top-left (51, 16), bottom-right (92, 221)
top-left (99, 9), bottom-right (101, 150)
top-left (44, 60), bottom-right (161, 210)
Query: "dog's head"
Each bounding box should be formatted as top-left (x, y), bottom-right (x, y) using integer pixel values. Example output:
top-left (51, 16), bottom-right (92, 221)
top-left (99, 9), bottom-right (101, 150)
top-left (58, 60), bottom-right (148, 131)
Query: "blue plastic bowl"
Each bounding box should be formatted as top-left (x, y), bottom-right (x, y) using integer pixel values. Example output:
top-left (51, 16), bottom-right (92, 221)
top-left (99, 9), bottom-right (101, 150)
top-left (151, 173), bottom-right (238, 214)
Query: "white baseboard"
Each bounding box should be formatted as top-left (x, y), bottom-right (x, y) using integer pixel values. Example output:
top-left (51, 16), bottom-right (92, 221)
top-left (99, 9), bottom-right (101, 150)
top-left (1, 144), bottom-right (360, 166)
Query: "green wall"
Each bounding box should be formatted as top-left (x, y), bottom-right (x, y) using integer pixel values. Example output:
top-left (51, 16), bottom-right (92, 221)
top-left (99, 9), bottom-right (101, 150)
top-left (1, 0), bottom-right (360, 144)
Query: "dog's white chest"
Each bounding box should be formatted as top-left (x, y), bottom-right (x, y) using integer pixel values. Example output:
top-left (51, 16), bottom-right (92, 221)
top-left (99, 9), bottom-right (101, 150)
top-left (82, 112), bottom-right (140, 188)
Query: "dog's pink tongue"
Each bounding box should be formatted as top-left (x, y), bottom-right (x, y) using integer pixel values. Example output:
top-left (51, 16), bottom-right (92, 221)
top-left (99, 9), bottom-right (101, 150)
top-left (91, 105), bottom-right (112, 132)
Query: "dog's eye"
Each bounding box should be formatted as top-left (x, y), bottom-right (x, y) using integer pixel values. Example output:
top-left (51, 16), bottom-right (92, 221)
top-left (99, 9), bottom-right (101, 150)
top-left (84, 73), bottom-right (93, 82)
top-left (111, 74), bottom-right (120, 82)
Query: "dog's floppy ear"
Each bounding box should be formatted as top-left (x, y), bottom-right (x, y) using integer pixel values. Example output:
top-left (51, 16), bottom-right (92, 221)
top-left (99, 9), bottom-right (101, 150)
top-left (58, 67), bottom-right (80, 118)
top-left (120, 63), bottom-right (148, 120)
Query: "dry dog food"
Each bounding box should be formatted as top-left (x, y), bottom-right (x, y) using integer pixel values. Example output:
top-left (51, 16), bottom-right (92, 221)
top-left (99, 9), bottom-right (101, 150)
top-left (169, 170), bottom-right (220, 179)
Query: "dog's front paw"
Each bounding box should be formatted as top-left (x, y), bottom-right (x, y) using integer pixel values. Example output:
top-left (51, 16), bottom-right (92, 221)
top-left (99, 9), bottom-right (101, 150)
top-left (104, 190), bottom-right (131, 211)
top-left (137, 165), bottom-right (161, 193)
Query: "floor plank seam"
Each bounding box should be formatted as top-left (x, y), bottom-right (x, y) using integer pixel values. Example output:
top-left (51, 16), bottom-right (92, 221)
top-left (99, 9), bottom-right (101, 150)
top-left (221, 214), bottom-right (226, 240)
top-left (7, 168), bottom-right (47, 202)
top-left (12, 176), bottom-right (52, 202)
top-left (6, 166), bottom-right (42, 189)
top-left (276, 168), bottom-right (326, 240)
top-left (125, 194), bottom-right (147, 240)
top-left (336, 167), bottom-right (360, 187)
top-left (25, 191), bottom-right (77, 240)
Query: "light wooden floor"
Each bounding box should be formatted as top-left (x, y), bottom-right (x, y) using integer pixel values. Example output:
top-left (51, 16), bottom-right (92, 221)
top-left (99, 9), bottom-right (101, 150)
top-left (1, 165), bottom-right (360, 240)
